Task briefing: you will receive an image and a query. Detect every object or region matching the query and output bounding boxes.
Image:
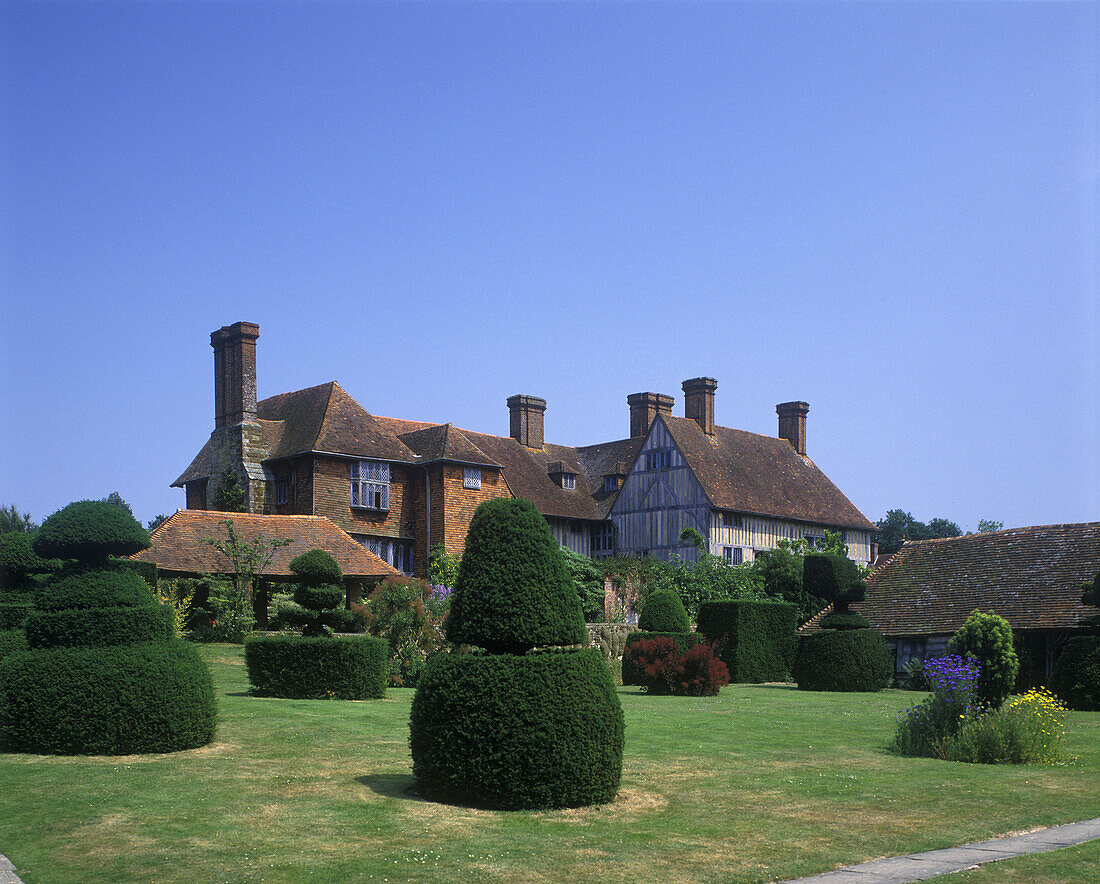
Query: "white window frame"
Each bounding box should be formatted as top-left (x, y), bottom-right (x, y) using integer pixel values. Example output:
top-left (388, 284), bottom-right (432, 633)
top-left (463, 467), bottom-right (481, 489)
top-left (561, 473), bottom-right (575, 491)
top-left (350, 460), bottom-right (390, 511)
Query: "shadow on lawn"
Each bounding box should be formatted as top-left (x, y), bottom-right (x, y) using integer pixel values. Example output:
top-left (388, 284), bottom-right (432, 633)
top-left (356, 773), bottom-right (423, 801)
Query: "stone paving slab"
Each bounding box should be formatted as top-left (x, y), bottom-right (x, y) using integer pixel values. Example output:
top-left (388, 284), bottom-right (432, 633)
top-left (0, 856), bottom-right (22, 884)
top-left (779, 817), bottom-right (1100, 884)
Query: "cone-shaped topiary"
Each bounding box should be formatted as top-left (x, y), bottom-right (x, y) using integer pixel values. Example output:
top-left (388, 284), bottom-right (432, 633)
top-left (638, 588), bottom-right (690, 633)
top-left (445, 497), bottom-right (586, 654)
top-left (33, 500), bottom-right (150, 563)
top-left (1, 501), bottom-right (215, 754)
top-left (413, 497), bottom-right (623, 809)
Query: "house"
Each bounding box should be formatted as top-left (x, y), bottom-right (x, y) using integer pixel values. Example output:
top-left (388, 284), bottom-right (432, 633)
top-left (802, 523), bottom-right (1100, 678)
top-left (133, 510), bottom-right (402, 603)
top-left (173, 322), bottom-right (877, 577)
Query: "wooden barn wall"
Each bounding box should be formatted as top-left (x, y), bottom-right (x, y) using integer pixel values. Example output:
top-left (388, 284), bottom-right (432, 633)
top-left (547, 517), bottom-right (590, 556)
top-left (608, 419), bottom-right (711, 562)
top-left (710, 516), bottom-right (873, 566)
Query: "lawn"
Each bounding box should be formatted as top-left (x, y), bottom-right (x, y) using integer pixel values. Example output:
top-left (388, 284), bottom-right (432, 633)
top-left (1, 644), bottom-right (1097, 884)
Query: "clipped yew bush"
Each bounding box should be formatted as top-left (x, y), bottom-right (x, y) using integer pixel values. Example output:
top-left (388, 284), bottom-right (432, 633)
top-left (793, 629), bottom-right (892, 692)
top-left (413, 498), bottom-right (623, 809)
top-left (637, 588), bottom-right (690, 634)
top-left (696, 599), bottom-right (798, 683)
top-left (0, 500), bottom-right (216, 755)
top-left (245, 634), bottom-right (387, 699)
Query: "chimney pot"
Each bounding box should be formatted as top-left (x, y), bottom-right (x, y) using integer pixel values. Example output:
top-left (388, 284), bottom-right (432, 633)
top-left (682, 376), bottom-right (718, 435)
top-left (776, 401), bottom-right (809, 455)
top-left (627, 391), bottom-right (674, 438)
top-left (507, 394), bottom-right (546, 449)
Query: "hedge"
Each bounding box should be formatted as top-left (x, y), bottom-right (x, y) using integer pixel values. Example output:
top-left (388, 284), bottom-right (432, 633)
top-left (0, 629), bottom-right (28, 661)
top-left (793, 629), bottom-right (892, 692)
top-left (621, 631), bottom-right (706, 686)
top-left (1051, 636), bottom-right (1100, 711)
top-left (445, 498), bottom-right (585, 653)
top-left (24, 605), bottom-right (174, 649)
top-left (637, 589), bottom-right (690, 633)
top-left (696, 600), bottom-right (798, 683)
top-left (0, 640), bottom-right (217, 754)
top-left (244, 634), bottom-right (387, 699)
top-left (410, 648), bottom-right (623, 809)
top-left (34, 570), bottom-right (156, 611)
top-left (0, 601), bottom-right (31, 630)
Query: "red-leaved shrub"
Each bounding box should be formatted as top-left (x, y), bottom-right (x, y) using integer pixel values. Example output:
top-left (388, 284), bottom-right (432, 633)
top-left (623, 636), bottom-right (729, 696)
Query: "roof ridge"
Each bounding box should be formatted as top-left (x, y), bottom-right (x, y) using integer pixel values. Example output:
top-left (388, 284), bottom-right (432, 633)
top-left (900, 522), bottom-right (1100, 547)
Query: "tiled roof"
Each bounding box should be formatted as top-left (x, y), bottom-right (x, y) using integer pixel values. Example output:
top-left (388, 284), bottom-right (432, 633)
top-left (661, 416), bottom-right (876, 531)
top-left (398, 423), bottom-right (500, 468)
top-left (575, 437), bottom-right (646, 518)
top-left (802, 523), bottom-right (1100, 635)
top-left (132, 510), bottom-right (401, 579)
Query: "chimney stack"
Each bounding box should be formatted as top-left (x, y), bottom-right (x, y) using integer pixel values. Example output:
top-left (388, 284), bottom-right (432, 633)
top-left (776, 401), bottom-right (809, 455)
top-left (628, 392), bottom-right (674, 438)
top-left (211, 322), bottom-right (260, 428)
top-left (682, 377), bottom-right (718, 435)
top-left (507, 395), bottom-right (546, 449)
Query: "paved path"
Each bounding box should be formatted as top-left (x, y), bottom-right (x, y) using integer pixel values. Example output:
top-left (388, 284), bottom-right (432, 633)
top-left (3, 819), bottom-right (1098, 884)
top-left (780, 818), bottom-right (1100, 883)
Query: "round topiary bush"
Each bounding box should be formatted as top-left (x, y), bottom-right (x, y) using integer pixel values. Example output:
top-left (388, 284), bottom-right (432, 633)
top-left (0, 500), bottom-right (216, 755)
top-left (445, 498), bottom-right (585, 654)
top-left (289, 548), bottom-right (343, 585)
top-left (1051, 636), bottom-right (1100, 711)
top-left (793, 629), bottom-right (892, 692)
top-left (638, 588), bottom-right (690, 634)
top-left (946, 609), bottom-right (1018, 709)
top-left (244, 633), bottom-right (387, 699)
top-left (33, 500), bottom-right (150, 563)
top-left (410, 648), bottom-right (623, 809)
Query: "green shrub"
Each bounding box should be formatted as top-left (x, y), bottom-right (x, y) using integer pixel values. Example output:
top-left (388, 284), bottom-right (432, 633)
top-left (638, 589), bottom-right (690, 633)
top-left (0, 601), bottom-right (31, 629)
top-left (793, 629), bottom-right (892, 691)
top-left (325, 606), bottom-right (366, 634)
top-left (244, 634), bottom-right (387, 699)
top-left (293, 585), bottom-right (344, 613)
top-left (802, 553), bottom-right (865, 621)
top-left (946, 610), bottom-right (1019, 709)
top-left (621, 631), bottom-right (706, 685)
top-left (110, 557), bottom-right (158, 588)
top-left (819, 611), bottom-right (870, 630)
top-left (0, 532), bottom-right (54, 591)
top-left (892, 655), bottom-right (980, 757)
top-left (289, 548), bottom-right (343, 585)
top-left (33, 500), bottom-right (150, 563)
top-left (558, 546), bottom-right (607, 622)
top-left (939, 688), bottom-right (1069, 764)
top-left (696, 600), bottom-right (798, 683)
top-left (410, 649), bottom-right (623, 809)
top-left (1051, 636), bottom-right (1100, 711)
top-left (0, 640), bottom-right (216, 754)
top-left (34, 569), bottom-right (156, 611)
top-left (445, 498), bottom-right (585, 653)
top-left (24, 605), bottom-right (174, 649)
top-left (0, 629), bottom-right (28, 660)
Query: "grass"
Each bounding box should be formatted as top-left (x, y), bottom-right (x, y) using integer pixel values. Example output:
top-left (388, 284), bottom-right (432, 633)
top-left (0, 644), bottom-right (1097, 884)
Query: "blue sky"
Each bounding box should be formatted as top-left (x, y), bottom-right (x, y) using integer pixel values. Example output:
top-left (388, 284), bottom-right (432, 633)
top-left (2, 1), bottom-right (1096, 532)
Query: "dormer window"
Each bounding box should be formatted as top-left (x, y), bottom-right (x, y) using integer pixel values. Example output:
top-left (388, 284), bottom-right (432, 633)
top-left (547, 461), bottom-right (576, 491)
top-left (603, 475), bottom-right (620, 493)
top-left (351, 460), bottom-right (390, 511)
top-left (561, 473), bottom-right (575, 491)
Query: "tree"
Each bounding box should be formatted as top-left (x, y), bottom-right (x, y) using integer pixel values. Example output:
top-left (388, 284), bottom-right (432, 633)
top-left (147, 514), bottom-right (171, 533)
top-left (0, 505), bottom-right (35, 534)
top-left (946, 610), bottom-right (1019, 710)
top-left (102, 492), bottom-right (133, 516)
top-left (977, 519), bottom-right (1004, 533)
top-left (212, 467), bottom-right (247, 513)
top-left (427, 543), bottom-right (461, 587)
top-left (204, 520), bottom-right (291, 639)
top-left (877, 509), bottom-right (963, 555)
top-left (927, 517), bottom-right (962, 539)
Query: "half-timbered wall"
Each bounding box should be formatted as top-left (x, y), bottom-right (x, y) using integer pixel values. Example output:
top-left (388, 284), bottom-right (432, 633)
top-left (608, 419), bottom-right (712, 562)
top-left (547, 517), bottom-right (591, 557)
top-left (710, 514), bottom-right (873, 566)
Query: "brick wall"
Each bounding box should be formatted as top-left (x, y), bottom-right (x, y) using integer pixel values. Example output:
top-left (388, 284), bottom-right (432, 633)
top-left (437, 464), bottom-right (511, 556)
top-left (309, 456), bottom-right (417, 542)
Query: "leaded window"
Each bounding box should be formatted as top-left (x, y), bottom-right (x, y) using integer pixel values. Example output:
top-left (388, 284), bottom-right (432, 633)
top-left (351, 460), bottom-right (390, 511)
top-left (463, 467), bottom-right (481, 489)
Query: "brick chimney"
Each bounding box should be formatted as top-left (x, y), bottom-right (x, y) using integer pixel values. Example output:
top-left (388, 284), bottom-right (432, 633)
top-left (507, 395), bottom-right (546, 449)
top-left (682, 377), bottom-right (717, 435)
top-left (776, 401), bottom-right (809, 455)
top-left (628, 392), bottom-right (674, 438)
top-left (211, 321), bottom-right (260, 429)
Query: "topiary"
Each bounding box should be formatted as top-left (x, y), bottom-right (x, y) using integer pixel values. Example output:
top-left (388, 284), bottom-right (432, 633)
top-left (0, 532), bottom-right (54, 592)
top-left (793, 629), bottom-right (892, 691)
top-left (1050, 636), bottom-right (1100, 711)
top-left (445, 498), bottom-right (585, 654)
top-left (410, 649), bottom-right (622, 809)
top-left (638, 588), bottom-right (690, 633)
top-left (289, 548), bottom-right (344, 637)
top-left (412, 497), bottom-right (623, 809)
top-left (803, 554), bottom-right (866, 628)
top-left (33, 500), bottom-right (150, 563)
top-left (0, 500), bottom-right (215, 754)
top-left (245, 633), bottom-right (387, 699)
top-left (946, 609), bottom-right (1019, 710)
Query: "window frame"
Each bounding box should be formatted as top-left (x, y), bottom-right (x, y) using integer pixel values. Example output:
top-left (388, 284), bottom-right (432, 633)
top-left (463, 467), bottom-right (482, 490)
top-left (350, 460), bottom-right (390, 512)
